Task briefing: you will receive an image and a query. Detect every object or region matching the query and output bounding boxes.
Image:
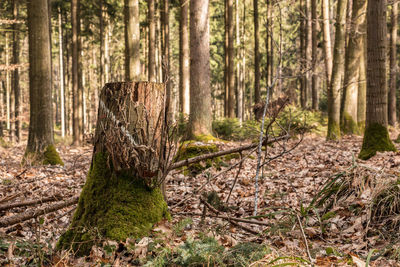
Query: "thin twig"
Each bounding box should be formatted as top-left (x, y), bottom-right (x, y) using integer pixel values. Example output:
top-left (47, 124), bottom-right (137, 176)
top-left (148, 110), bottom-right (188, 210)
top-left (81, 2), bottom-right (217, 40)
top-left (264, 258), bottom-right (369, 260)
top-left (225, 152), bottom-right (243, 204)
top-left (296, 214), bottom-right (314, 265)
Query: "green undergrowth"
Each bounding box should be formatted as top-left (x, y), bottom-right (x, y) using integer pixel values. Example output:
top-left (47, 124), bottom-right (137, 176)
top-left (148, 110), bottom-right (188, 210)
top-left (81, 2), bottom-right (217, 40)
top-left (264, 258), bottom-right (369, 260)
top-left (0, 137), bottom-right (11, 148)
top-left (144, 236), bottom-right (270, 267)
top-left (57, 152), bottom-right (169, 256)
top-left (358, 123), bottom-right (396, 160)
top-left (23, 144), bottom-right (64, 166)
top-left (212, 105), bottom-right (327, 141)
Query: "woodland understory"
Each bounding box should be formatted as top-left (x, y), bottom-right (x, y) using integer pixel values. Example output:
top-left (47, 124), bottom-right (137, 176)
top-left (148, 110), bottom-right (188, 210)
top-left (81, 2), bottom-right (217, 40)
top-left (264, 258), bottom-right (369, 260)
top-left (1, 127), bottom-right (400, 266)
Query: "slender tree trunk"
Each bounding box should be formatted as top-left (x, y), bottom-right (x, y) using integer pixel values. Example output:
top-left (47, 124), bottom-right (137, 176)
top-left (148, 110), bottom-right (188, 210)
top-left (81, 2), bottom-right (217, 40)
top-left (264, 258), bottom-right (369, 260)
top-left (100, 0), bottom-right (105, 87)
top-left (253, 0), bottom-right (261, 104)
top-left (58, 9), bottom-right (65, 138)
top-left (236, 0), bottom-right (243, 123)
top-left (300, 0), bottom-right (306, 107)
top-left (227, 0), bottom-right (235, 117)
top-left (124, 0), bottom-right (141, 81)
top-left (321, 0), bottom-right (333, 86)
top-left (359, 0), bottom-right (396, 160)
top-left (311, 0), bottom-right (319, 110)
top-left (12, 0), bottom-right (21, 142)
top-left (189, 0), bottom-right (212, 137)
top-left (341, 0), bottom-right (366, 135)
top-left (105, 22), bottom-right (110, 83)
top-left (25, 0), bottom-right (63, 165)
top-left (224, 0), bottom-right (229, 116)
top-left (327, 0), bottom-right (347, 140)
top-left (5, 34), bottom-right (10, 135)
top-left (162, 0), bottom-right (173, 121)
top-left (179, 0), bottom-right (190, 116)
top-left (388, 1), bottom-right (398, 126)
top-left (305, 0), bottom-right (312, 107)
top-left (72, 0), bottom-right (83, 145)
top-left (148, 0), bottom-right (156, 82)
top-left (358, 37), bottom-right (366, 131)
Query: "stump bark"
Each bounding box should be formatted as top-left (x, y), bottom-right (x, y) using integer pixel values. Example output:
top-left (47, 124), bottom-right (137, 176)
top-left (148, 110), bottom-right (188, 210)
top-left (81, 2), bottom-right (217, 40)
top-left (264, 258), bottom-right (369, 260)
top-left (58, 82), bottom-right (170, 255)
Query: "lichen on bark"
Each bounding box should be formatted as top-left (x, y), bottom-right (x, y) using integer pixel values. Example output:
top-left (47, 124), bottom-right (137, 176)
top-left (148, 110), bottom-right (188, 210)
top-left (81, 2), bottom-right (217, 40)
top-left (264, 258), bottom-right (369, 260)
top-left (358, 123), bottom-right (397, 160)
top-left (57, 152), bottom-right (169, 255)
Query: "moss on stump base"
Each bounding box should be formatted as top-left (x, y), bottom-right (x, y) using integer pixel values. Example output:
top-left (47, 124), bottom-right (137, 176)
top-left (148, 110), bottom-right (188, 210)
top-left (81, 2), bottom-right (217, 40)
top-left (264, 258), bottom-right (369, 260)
top-left (326, 121), bottom-right (341, 141)
top-left (341, 113), bottom-right (360, 135)
top-left (358, 123), bottom-right (397, 160)
top-left (23, 144), bottom-right (64, 166)
top-left (57, 153), bottom-right (169, 255)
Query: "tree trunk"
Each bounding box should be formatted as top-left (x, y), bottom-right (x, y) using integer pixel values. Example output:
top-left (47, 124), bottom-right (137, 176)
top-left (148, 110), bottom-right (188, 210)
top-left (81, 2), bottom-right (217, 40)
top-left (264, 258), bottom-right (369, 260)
top-left (388, 1), bottom-right (398, 126)
top-left (311, 0), bottom-right (319, 110)
top-left (188, 0), bottom-right (212, 137)
top-left (179, 0), bottom-right (190, 116)
top-left (72, 0), bottom-right (83, 145)
top-left (341, 0), bottom-right (366, 135)
top-left (5, 33), bottom-right (10, 136)
top-left (327, 0), bottom-right (347, 140)
top-left (227, 0), bottom-right (235, 118)
top-left (305, 0), bottom-right (312, 107)
top-left (12, 0), bottom-right (21, 143)
top-left (357, 37), bottom-right (366, 131)
top-left (25, 0), bottom-right (63, 165)
top-left (321, 0), bottom-right (333, 86)
top-left (236, 0), bottom-right (243, 123)
top-left (58, 82), bottom-right (169, 256)
top-left (58, 9), bottom-right (65, 138)
top-left (253, 0), bottom-right (261, 104)
top-left (124, 0), bottom-right (141, 81)
top-left (359, 0), bottom-right (396, 160)
top-left (148, 0), bottom-right (156, 82)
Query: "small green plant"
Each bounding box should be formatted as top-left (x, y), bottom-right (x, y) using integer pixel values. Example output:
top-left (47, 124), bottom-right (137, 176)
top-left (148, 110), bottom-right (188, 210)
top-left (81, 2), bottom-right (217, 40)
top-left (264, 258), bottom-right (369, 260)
top-left (173, 218), bottom-right (193, 237)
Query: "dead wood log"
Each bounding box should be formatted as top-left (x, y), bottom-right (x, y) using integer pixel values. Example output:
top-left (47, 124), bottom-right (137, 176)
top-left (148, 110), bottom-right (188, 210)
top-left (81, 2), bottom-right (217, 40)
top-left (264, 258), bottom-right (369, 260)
top-left (0, 194), bottom-right (62, 211)
top-left (0, 196), bottom-right (79, 228)
top-left (169, 135), bottom-right (289, 170)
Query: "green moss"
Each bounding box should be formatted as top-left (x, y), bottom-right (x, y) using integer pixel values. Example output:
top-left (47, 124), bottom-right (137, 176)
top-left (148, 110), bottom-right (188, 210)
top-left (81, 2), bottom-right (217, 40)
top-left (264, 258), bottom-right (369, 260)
top-left (223, 153), bottom-right (241, 161)
top-left (358, 121), bottom-right (365, 133)
top-left (23, 144), bottom-right (63, 166)
top-left (395, 134), bottom-right (400, 144)
top-left (174, 141), bottom-right (220, 176)
top-left (341, 113), bottom-right (360, 135)
top-left (0, 137), bottom-right (11, 148)
top-left (43, 145), bottom-right (64, 166)
top-left (358, 123), bottom-right (397, 160)
top-left (327, 120), bottom-right (341, 140)
top-left (57, 152), bottom-right (169, 255)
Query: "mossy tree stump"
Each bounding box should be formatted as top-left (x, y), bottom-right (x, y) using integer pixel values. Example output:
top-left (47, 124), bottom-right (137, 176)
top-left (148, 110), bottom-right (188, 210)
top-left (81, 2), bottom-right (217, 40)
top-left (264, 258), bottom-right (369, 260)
top-left (58, 82), bottom-right (170, 255)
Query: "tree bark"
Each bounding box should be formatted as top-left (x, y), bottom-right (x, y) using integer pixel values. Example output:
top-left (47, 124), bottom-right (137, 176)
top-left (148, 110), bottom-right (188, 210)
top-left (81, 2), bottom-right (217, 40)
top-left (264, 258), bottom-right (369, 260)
top-left (357, 37), bottom-right (366, 131)
top-left (305, 0), bottom-right (312, 107)
top-left (12, 0), bottom-right (21, 143)
top-left (359, 0), bottom-right (396, 160)
top-left (236, 0), bottom-right (243, 122)
top-left (253, 0), bottom-right (261, 104)
top-left (124, 0), bottom-right (141, 81)
top-left (341, 0), bottom-right (366, 135)
top-left (388, 1), bottom-right (398, 126)
top-left (72, 0), bottom-right (83, 145)
top-left (148, 0), bottom-right (156, 82)
top-left (179, 0), bottom-right (190, 116)
top-left (58, 82), bottom-right (169, 255)
top-left (188, 0), bottom-right (212, 137)
top-left (25, 0), bottom-right (63, 165)
top-left (227, 0), bottom-right (235, 118)
top-left (327, 0), bottom-right (347, 140)
top-left (58, 9), bottom-right (65, 138)
top-left (311, 0), bottom-right (319, 110)
top-left (321, 0), bottom-right (333, 86)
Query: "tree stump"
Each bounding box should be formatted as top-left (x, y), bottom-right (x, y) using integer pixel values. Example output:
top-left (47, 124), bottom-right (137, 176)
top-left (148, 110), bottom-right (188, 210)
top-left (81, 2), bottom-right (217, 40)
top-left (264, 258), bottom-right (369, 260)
top-left (58, 82), bottom-right (170, 255)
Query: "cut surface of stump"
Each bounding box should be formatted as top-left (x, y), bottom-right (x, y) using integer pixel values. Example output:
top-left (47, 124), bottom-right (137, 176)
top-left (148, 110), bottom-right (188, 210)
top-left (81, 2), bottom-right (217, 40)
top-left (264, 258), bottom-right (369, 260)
top-left (58, 82), bottom-right (170, 255)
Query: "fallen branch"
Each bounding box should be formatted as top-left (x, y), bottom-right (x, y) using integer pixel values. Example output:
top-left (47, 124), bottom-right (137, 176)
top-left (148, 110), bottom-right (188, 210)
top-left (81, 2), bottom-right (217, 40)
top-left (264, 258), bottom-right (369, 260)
top-left (0, 194), bottom-right (62, 211)
top-left (0, 196), bottom-right (79, 228)
top-left (169, 135), bottom-right (289, 170)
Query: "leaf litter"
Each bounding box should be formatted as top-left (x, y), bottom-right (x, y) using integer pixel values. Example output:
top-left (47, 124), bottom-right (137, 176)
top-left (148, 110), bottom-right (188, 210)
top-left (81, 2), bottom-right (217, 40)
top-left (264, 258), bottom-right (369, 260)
top-left (0, 132), bottom-right (399, 266)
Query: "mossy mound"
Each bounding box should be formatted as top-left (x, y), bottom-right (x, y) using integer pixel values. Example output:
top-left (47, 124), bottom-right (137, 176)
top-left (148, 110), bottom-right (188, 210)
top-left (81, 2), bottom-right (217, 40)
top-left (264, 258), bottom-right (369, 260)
top-left (174, 140), bottom-right (221, 176)
top-left (358, 123), bottom-right (397, 160)
top-left (57, 152), bottom-right (169, 256)
top-left (23, 144), bottom-right (64, 166)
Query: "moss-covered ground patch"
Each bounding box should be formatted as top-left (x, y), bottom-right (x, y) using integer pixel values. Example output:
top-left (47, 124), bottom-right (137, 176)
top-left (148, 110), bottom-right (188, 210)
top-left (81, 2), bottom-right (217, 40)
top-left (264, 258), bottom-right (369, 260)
top-left (57, 152), bottom-right (169, 255)
top-left (358, 123), bottom-right (397, 160)
top-left (174, 140), bottom-right (221, 176)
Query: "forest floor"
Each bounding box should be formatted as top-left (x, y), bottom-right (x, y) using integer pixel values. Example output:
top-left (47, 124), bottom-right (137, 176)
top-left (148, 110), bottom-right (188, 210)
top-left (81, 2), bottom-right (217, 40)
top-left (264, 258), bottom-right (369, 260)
top-left (0, 130), bottom-right (400, 266)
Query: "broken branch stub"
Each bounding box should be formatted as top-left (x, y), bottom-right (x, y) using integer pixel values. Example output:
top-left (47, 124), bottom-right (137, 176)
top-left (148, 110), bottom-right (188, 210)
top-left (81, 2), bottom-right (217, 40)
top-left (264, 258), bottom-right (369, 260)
top-left (96, 82), bottom-right (168, 188)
